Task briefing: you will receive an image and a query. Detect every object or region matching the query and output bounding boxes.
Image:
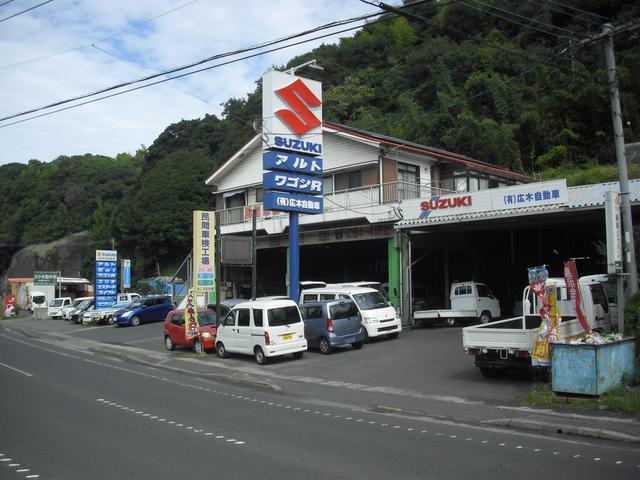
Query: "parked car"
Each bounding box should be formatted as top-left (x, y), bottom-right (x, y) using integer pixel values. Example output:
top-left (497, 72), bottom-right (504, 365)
top-left (216, 298), bottom-right (307, 365)
top-left (206, 299), bottom-right (246, 319)
top-left (69, 298), bottom-right (94, 324)
top-left (84, 298), bottom-right (138, 325)
top-left (62, 297), bottom-right (92, 321)
top-left (300, 286), bottom-right (401, 341)
top-left (114, 296), bottom-right (174, 326)
top-left (48, 297), bottom-right (73, 319)
top-left (299, 299), bottom-right (365, 354)
top-left (163, 309), bottom-right (218, 354)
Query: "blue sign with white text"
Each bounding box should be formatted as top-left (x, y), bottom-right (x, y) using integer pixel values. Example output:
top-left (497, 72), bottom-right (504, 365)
top-left (262, 151), bottom-right (323, 176)
top-left (263, 191), bottom-right (323, 215)
top-left (263, 171), bottom-right (323, 195)
top-left (96, 260), bottom-right (118, 309)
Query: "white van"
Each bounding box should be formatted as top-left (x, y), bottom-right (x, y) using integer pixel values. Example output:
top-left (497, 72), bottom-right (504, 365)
top-left (300, 286), bottom-right (401, 341)
top-left (216, 299), bottom-right (307, 365)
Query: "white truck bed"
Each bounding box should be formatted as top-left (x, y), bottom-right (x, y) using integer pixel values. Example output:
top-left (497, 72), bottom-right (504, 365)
top-left (462, 315), bottom-right (537, 351)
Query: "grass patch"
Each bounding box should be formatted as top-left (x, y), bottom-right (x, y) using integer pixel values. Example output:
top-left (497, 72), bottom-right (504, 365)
top-left (518, 381), bottom-right (640, 413)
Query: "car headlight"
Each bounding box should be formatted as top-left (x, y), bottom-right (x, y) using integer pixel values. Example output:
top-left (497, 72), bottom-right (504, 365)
top-left (122, 311), bottom-right (133, 319)
top-left (201, 332), bottom-right (212, 339)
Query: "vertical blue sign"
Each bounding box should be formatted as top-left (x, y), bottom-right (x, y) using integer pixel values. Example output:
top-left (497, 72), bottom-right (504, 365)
top-left (96, 250), bottom-right (118, 310)
top-left (122, 259), bottom-right (131, 289)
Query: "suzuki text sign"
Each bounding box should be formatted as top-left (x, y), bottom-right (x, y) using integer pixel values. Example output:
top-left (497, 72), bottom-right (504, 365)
top-left (262, 150), bottom-right (323, 175)
top-left (262, 70), bottom-right (322, 155)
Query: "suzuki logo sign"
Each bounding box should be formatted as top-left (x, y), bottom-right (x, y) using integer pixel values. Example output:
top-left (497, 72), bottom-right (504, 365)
top-left (263, 70), bottom-right (322, 154)
top-left (275, 79), bottom-right (321, 136)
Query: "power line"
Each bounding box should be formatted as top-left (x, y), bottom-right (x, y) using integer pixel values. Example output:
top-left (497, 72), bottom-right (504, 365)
top-left (468, 0), bottom-right (585, 37)
top-left (0, 20), bottom-right (376, 129)
top-left (0, 0), bottom-right (200, 70)
top-left (0, 0), bottom-right (53, 23)
top-left (0, 0), bottom-right (18, 8)
top-left (0, 11), bottom-right (379, 124)
top-left (548, 0), bottom-right (609, 22)
top-left (526, 0), bottom-right (602, 27)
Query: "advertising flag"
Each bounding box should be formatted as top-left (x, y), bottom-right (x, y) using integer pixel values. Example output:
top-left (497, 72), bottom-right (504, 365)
top-left (184, 289), bottom-right (200, 341)
top-left (563, 259), bottom-right (590, 333)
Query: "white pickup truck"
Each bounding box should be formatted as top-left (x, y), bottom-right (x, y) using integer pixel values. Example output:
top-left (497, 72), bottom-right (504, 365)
top-left (462, 276), bottom-right (611, 377)
top-left (413, 281), bottom-right (501, 327)
top-left (83, 293), bottom-right (141, 324)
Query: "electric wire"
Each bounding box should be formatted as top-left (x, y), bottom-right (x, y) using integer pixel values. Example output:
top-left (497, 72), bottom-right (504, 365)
top-left (0, 0), bottom-right (200, 70)
top-left (526, 0), bottom-right (603, 26)
top-left (548, 0), bottom-right (610, 22)
top-left (0, 0), bottom-right (17, 8)
top-left (469, 0), bottom-right (585, 37)
top-left (0, 0), bottom-right (53, 23)
top-left (0, 21), bottom-right (375, 129)
top-left (0, 11), bottom-right (380, 124)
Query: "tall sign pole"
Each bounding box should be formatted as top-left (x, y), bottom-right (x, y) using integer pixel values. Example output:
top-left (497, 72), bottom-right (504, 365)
top-left (603, 23), bottom-right (638, 297)
top-left (262, 70), bottom-right (324, 303)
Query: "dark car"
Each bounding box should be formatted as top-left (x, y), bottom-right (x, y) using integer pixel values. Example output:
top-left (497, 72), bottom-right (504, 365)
top-left (205, 299), bottom-right (246, 321)
top-left (299, 299), bottom-right (365, 354)
top-left (163, 309), bottom-right (218, 354)
top-left (114, 296), bottom-right (174, 326)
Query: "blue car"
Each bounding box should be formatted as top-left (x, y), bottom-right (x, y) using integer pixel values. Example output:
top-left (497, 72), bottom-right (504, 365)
top-left (299, 299), bottom-right (365, 354)
top-left (114, 296), bottom-right (174, 326)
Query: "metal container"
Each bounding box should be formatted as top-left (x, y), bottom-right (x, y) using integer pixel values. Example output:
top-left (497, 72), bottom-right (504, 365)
top-left (551, 338), bottom-right (636, 396)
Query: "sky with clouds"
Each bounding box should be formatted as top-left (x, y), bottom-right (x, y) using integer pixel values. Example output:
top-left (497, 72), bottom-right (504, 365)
top-left (0, 0), bottom-right (377, 165)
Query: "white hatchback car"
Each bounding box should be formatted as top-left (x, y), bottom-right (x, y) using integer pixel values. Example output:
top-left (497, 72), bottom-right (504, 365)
top-left (216, 298), bottom-right (307, 365)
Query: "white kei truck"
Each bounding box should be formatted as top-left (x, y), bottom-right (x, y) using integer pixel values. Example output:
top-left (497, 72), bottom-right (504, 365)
top-left (462, 276), bottom-right (611, 377)
top-left (413, 281), bottom-right (501, 327)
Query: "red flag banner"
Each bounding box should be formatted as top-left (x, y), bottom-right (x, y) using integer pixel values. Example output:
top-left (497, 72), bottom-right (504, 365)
top-left (563, 260), bottom-right (590, 333)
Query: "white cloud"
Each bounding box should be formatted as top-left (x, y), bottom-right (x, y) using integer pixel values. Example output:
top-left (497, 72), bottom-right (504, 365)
top-left (0, 0), bottom-right (376, 164)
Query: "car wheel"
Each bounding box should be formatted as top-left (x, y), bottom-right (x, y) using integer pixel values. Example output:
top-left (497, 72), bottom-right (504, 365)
top-left (319, 337), bottom-right (332, 355)
top-left (292, 351), bottom-right (304, 360)
top-left (131, 316), bottom-right (140, 326)
top-left (254, 346), bottom-right (268, 365)
top-left (194, 338), bottom-right (203, 354)
top-left (479, 311), bottom-right (492, 324)
top-left (352, 342), bottom-right (363, 350)
top-left (445, 318), bottom-right (456, 327)
top-left (164, 335), bottom-right (175, 351)
top-left (108, 316), bottom-right (116, 325)
top-left (363, 328), bottom-right (370, 343)
top-left (387, 332), bottom-right (399, 340)
top-left (216, 342), bottom-right (226, 358)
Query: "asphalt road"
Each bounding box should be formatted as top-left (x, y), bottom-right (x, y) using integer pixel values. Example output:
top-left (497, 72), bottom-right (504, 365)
top-left (1, 328), bottom-right (639, 480)
top-left (60, 319), bottom-right (533, 404)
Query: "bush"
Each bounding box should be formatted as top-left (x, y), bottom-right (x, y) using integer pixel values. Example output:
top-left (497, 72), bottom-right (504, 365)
top-left (624, 291), bottom-right (640, 337)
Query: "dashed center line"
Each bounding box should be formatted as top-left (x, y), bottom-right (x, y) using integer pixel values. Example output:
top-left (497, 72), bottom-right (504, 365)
top-left (97, 398), bottom-right (246, 445)
top-left (0, 452), bottom-right (39, 479)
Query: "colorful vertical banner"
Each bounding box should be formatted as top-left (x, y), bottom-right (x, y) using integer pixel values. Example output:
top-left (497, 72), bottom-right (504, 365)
top-left (532, 280), bottom-right (561, 367)
top-left (184, 289), bottom-right (200, 341)
top-left (527, 266), bottom-right (549, 317)
top-left (563, 259), bottom-right (590, 333)
top-left (193, 211), bottom-right (215, 292)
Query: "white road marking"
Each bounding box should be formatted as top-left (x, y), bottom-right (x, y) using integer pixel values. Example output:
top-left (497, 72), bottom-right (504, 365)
top-left (0, 362), bottom-right (33, 377)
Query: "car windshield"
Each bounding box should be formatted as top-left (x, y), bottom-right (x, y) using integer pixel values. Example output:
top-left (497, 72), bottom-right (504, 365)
top-left (352, 292), bottom-right (389, 310)
top-left (71, 299), bottom-right (85, 308)
top-left (199, 312), bottom-right (217, 326)
top-left (32, 295), bottom-right (46, 304)
top-left (129, 299), bottom-right (143, 308)
top-left (113, 301), bottom-right (132, 309)
top-left (77, 300), bottom-right (92, 310)
top-left (50, 299), bottom-right (64, 307)
top-left (267, 306), bottom-right (301, 326)
top-left (330, 301), bottom-right (359, 319)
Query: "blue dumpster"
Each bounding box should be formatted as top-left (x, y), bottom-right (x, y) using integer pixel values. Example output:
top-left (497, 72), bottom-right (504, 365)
top-left (551, 338), bottom-right (636, 396)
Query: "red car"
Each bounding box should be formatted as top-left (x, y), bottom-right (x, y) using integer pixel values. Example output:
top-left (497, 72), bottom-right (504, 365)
top-left (163, 308), bottom-right (218, 354)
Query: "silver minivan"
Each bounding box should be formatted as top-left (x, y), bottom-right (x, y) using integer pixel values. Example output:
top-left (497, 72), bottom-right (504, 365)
top-left (300, 300), bottom-right (365, 354)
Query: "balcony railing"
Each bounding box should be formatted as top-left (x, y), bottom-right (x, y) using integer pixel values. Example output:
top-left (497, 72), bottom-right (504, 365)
top-left (217, 181), bottom-right (452, 227)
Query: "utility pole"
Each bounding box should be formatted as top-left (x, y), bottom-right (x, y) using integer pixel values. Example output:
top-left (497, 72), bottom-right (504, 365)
top-left (603, 23), bottom-right (638, 296)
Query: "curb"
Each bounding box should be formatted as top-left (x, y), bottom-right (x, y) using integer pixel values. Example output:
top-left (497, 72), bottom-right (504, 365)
top-left (484, 418), bottom-right (640, 443)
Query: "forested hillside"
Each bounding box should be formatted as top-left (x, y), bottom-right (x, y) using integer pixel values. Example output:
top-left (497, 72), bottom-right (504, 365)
top-left (2, 0), bottom-right (639, 279)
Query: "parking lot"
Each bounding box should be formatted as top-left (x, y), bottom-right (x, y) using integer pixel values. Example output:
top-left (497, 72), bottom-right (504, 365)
top-left (4, 316), bottom-right (535, 406)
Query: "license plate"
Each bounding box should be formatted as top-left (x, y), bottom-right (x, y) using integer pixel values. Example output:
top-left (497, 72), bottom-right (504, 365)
top-left (281, 333), bottom-right (293, 341)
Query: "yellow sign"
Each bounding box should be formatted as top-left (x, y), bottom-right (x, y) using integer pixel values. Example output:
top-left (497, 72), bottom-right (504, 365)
top-left (193, 211), bottom-right (216, 292)
top-left (184, 289), bottom-right (200, 341)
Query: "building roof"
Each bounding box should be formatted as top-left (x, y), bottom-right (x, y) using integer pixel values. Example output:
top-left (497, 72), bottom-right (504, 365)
top-left (205, 122), bottom-right (533, 186)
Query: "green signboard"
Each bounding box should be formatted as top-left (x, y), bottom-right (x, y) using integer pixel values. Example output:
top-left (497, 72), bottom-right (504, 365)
top-left (33, 271), bottom-right (60, 286)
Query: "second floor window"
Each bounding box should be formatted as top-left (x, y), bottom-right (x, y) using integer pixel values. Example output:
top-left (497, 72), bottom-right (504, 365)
top-left (335, 171), bottom-right (362, 191)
